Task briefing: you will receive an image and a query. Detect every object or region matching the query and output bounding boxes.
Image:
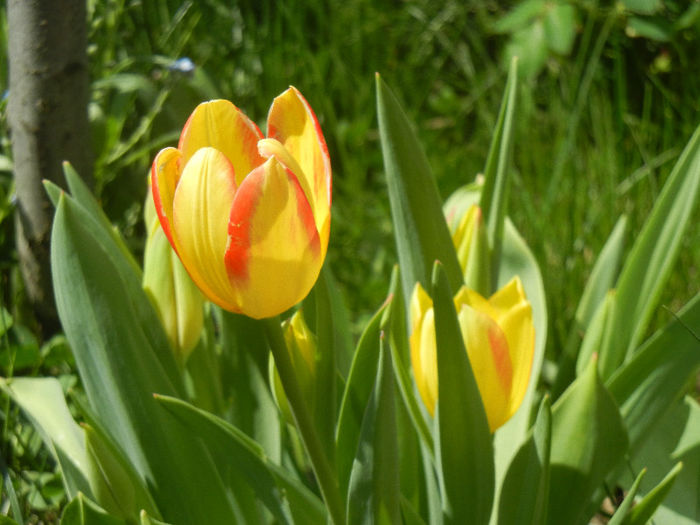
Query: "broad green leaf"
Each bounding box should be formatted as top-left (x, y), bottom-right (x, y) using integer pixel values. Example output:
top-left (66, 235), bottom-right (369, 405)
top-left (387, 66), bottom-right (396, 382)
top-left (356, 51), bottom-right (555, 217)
top-left (62, 161), bottom-right (141, 277)
top-left (155, 394), bottom-right (326, 525)
top-left (312, 268), bottom-right (339, 462)
top-left (623, 0), bottom-right (662, 14)
top-left (384, 266), bottom-right (434, 456)
top-left (216, 310), bottom-right (282, 463)
top-left (544, 3), bottom-right (577, 55)
top-left (83, 424), bottom-right (160, 520)
top-left (51, 195), bottom-right (237, 522)
top-left (607, 468), bottom-right (646, 525)
top-left (336, 300), bottom-right (390, 496)
top-left (626, 16), bottom-right (673, 41)
top-left (547, 357), bottom-right (628, 525)
top-left (0, 377), bottom-right (91, 499)
top-left (400, 494), bottom-right (427, 525)
top-left (620, 396), bottom-right (700, 525)
top-left (627, 463), bottom-right (683, 525)
top-left (607, 292), bottom-right (700, 453)
top-left (432, 262), bottom-right (494, 525)
top-left (0, 307), bottom-right (13, 338)
top-left (492, 0), bottom-right (545, 34)
top-left (376, 73), bottom-right (462, 304)
top-left (497, 397), bottom-right (551, 525)
top-left (480, 57), bottom-right (518, 287)
top-left (60, 493), bottom-right (126, 525)
top-left (346, 339), bottom-right (401, 525)
top-left (614, 124), bottom-right (700, 359)
top-left (576, 290), bottom-right (621, 381)
top-left (554, 216), bottom-right (627, 397)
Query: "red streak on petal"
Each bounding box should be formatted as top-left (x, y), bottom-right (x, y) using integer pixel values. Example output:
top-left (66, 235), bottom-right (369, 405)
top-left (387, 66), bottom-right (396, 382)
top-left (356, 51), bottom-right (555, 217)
top-left (225, 175), bottom-right (259, 282)
top-left (151, 157), bottom-right (178, 254)
top-left (488, 325), bottom-right (513, 394)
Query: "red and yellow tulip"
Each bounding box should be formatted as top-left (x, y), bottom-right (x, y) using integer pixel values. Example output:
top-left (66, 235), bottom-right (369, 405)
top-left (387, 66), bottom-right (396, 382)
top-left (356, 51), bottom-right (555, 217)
top-left (410, 277), bottom-right (535, 432)
top-left (150, 87), bottom-right (331, 319)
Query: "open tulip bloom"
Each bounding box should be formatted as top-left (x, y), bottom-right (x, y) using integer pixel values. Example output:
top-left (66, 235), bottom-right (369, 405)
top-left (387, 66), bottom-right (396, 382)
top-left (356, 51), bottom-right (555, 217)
top-left (151, 87), bottom-right (331, 319)
top-left (410, 276), bottom-right (535, 432)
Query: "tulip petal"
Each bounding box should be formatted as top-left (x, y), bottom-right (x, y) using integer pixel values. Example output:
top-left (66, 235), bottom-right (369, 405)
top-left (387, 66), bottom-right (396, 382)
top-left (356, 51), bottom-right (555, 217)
top-left (225, 156), bottom-right (322, 319)
top-left (151, 147), bottom-right (184, 249)
top-left (178, 100), bottom-right (265, 185)
top-left (171, 147), bottom-right (240, 312)
top-left (266, 87), bottom-right (331, 253)
top-left (409, 284), bottom-right (438, 415)
top-left (457, 304), bottom-right (513, 431)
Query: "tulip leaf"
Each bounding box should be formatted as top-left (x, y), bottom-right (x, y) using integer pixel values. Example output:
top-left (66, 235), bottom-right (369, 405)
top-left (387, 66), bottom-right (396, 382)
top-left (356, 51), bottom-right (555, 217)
top-left (336, 299), bottom-right (390, 496)
top-left (496, 396), bottom-right (551, 525)
top-left (51, 194), bottom-right (238, 522)
top-left (376, 73), bottom-right (462, 304)
top-left (627, 462), bottom-right (683, 525)
top-left (432, 262), bottom-right (494, 525)
top-left (400, 494), bottom-right (428, 525)
top-left (0, 377), bottom-right (91, 500)
top-left (346, 338), bottom-right (401, 525)
top-left (384, 266), bottom-right (434, 455)
top-left (83, 424), bottom-right (160, 521)
top-left (607, 467), bottom-right (646, 525)
top-left (619, 396), bottom-right (700, 525)
top-left (480, 57), bottom-right (518, 287)
top-left (493, 218), bottom-right (548, 480)
top-left (155, 394), bottom-right (327, 525)
top-left (216, 310), bottom-right (282, 463)
top-left (607, 292), bottom-right (700, 453)
top-left (553, 215), bottom-right (628, 397)
top-left (60, 493), bottom-right (126, 525)
top-left (547, 357), bottom-right (628, 525)
top-left (140, 512), bottom-right (172, 525)
top-left (614, 123), bottom-right (700, 360)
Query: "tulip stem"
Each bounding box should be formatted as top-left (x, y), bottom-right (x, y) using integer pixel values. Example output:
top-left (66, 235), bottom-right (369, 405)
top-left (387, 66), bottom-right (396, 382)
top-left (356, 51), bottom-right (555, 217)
top-left (263, 317), bottom-right (346, 525)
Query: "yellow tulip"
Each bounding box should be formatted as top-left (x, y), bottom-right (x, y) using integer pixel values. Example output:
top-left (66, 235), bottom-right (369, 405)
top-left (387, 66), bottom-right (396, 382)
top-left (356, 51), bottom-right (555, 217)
top-left (143, 191), bottom-right (204, 364)
top-left (410, 277), bottom-right (535, 432)
top-left (150, 87), bottom-right (331, 319)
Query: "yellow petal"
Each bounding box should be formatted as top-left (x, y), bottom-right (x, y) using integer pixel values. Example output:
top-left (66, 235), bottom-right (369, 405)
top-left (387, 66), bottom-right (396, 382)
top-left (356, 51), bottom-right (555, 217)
top-left (225, 156), bottom-right (322, 319)
top-left (266, 87), bottom-right (331, 255)
top-left (151, 147), bottom-right (184, 248)
top-left (409, 284), bottom-right (438, 416)
top-left (457, 303), bottom-right (513, 431)
top-left (172, 147), bottom-right (240, 312)
top-left (178, 99), bottom-right (265, 185)
top-left (452, 204), bottom-right (479, 271)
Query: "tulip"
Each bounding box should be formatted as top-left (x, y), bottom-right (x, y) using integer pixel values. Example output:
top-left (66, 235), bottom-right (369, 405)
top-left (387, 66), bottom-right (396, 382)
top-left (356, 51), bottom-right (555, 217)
top-left (270, 310), bottom-right (317, 424)
top-left (143, 191), bottom-right (204, 364)
top-left (451, 204), bottom-right (490, 295)
top-left (150, 87), bottom-right (331, 319)
top-left (410, 277), bottom-right (534, 432)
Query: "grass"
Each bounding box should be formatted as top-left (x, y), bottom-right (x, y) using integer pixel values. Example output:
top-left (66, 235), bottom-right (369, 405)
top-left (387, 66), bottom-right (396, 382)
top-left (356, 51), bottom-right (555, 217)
top-left (0, 0), bottom-right (698, 519)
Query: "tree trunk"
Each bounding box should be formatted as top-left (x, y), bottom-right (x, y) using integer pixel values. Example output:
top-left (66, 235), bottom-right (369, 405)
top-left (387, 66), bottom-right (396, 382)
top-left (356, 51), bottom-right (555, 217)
top-left (8, 0), bottom-right (92, 335)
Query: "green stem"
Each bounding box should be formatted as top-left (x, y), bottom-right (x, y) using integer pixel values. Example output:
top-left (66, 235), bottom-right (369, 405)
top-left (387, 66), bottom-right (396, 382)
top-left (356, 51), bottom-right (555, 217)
top-left (263, 317), bottom-right (345, 525)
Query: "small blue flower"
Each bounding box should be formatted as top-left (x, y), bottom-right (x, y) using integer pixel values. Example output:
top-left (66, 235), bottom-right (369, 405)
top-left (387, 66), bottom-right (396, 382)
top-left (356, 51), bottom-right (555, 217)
top-left (169, 57), bottom-right (195, 75)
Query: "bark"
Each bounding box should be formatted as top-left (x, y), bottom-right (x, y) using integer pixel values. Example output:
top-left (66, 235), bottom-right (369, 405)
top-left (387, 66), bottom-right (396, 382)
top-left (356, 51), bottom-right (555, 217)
top-left (8, 0), bottom-right (92, 335)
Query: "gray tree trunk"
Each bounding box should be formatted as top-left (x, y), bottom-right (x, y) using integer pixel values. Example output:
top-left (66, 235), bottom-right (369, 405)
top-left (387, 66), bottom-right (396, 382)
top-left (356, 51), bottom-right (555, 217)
top-left (8, 0), bottom-right (92, 334)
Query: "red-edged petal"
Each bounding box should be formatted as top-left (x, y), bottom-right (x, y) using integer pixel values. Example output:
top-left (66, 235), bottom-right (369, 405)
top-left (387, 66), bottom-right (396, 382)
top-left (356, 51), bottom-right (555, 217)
top-left (151, 147), bottom-right (183, 250)
top-left (178, 99), bottom-right (265, 185)
top-left (266, 87), bottom-right (331, 255)
top-left (171, 147), bottom-right (240, 312)
top-left (225, 156), bottom-right (322, 319)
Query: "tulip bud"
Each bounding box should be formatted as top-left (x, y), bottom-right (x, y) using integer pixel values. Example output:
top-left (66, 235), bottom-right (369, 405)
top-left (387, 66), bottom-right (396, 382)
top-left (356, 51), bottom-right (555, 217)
top-left (452, 204), bottom-right (490, 295)
top-left (143, 192), bottom-right (204, 365)
top-left (410, 277), bottom-right (535, 432)
top-left (270, 310), bottom-right (317, 425)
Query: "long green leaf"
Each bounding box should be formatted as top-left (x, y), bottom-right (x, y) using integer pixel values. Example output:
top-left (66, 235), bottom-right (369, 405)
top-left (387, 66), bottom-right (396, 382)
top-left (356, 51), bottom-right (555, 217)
top-left (627, 463), bottom-right (683, 525)
top-left (614, 123), bottom-right (700, 359)
top-left (607, 292), bottom-right (700, 453)
top-left (346, 338), bottom-right (401, 525)
top-left (0, 377), bottom-right (91, 500)
top-left (60, 493), bottom-right (126, 525)
top-left (607, 467), bottom-right (646, 525)
top-left (51, 195), bottom-right (237, 523)
top-left (336, 300), bottom-right (390, 497)
top-left (432, 262), bottom-right (494, 525)
top-left (547, 357), bottom-right (628, 525)
top-left (376, 74), bottom-right (462, 304)
top-left (155, 395), bottom-right (326, 525)
top-left (480, 57), bottom-right (519, 287)
top-left (497, 397), bottom-right (551, 525)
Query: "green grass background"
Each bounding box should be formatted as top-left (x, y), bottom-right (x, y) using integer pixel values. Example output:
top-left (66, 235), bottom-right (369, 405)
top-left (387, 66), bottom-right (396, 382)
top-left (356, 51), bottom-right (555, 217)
top-left (0, 0), bottom-right (698, 519)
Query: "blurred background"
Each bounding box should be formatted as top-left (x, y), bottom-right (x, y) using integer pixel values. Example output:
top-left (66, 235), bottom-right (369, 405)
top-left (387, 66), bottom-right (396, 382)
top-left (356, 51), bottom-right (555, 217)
top-left (0, 0), bottom-right (698, 519)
